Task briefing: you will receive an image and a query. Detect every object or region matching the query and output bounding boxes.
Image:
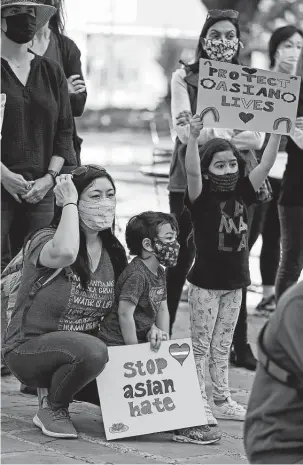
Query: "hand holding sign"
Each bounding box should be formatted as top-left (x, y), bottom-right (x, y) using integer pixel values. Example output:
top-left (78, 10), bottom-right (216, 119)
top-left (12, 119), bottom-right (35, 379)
top-left (197, 59), bottom-right (301, 134)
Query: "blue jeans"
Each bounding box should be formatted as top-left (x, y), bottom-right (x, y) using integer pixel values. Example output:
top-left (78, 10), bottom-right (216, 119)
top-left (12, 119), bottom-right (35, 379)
top-left (4, 332), bottom-right (108, 409)
top-left (275, 205), bottom-right (303, 300)
top-left (1, 188), bottom-right (54, 272)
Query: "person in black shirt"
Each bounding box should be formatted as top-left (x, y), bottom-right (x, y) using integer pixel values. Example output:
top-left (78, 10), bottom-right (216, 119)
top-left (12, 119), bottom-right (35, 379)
top-left (1, 0), bottom-right (76, 272)
top-left (184, 114), bottom-right (281, 425)
top-left (275, 48), bottom-right (303, 299)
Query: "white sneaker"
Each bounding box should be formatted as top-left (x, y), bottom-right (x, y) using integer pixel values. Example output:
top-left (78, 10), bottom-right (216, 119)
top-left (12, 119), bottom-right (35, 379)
top-left (213, 397), bottom-right (246, 421)
top-left (204, 403), bottom-right (218, 426)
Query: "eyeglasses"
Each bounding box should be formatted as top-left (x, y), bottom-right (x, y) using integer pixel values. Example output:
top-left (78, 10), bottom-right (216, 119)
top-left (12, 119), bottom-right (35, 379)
top-left (71, 165), bottom-right (107, 178)
top-left (206, 9), bottom-right (239, 20)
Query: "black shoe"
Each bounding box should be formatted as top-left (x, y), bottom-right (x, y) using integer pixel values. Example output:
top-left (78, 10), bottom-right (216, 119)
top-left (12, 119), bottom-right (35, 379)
top-left (254, 294), bottom-right (276, 317)
top-left (230, 344), bottom-right (257, 371)
top-left (1, 365), bottom-right (11, 377)
top-left (20, 384), bottom-right (38, 396)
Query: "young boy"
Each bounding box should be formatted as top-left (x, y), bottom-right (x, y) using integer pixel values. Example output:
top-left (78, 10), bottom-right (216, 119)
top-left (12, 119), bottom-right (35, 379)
top-left (99, 211), bottom-right (180, 350)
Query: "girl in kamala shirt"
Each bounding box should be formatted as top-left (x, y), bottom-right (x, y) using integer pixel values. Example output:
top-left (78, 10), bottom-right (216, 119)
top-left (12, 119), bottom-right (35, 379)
top-left (184, 115), bottom-right (281, 428)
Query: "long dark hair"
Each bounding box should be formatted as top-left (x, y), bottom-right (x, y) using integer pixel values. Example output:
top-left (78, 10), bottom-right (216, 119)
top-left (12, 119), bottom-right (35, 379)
top-left (43, 0), bottom-right (65, 35)
top-left (26, 167), bottom-right (127, 289)
top-left (269, 25), bottom-right (303, 69)
top-left (199, 138), bottom-right (246, 178)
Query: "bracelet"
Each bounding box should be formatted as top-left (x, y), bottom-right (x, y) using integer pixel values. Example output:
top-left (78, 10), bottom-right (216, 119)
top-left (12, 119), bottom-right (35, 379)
top-left (63, 202), bottom-right (78, 208)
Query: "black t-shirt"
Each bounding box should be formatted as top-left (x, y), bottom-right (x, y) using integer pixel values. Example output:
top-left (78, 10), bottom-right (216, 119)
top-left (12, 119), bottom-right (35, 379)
top-left (185, 177), bottom-right (257, 290)
top-left (279, 138), bottom-right (303, 206)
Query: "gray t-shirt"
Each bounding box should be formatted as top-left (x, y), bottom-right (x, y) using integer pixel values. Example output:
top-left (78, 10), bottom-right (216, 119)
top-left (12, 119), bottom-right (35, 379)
top-left (3, 229), bottom-right (115, 356)
top-left (99, 256), bottom-right (166, 345)
top-left (244, 281), bottom-right (303, 464)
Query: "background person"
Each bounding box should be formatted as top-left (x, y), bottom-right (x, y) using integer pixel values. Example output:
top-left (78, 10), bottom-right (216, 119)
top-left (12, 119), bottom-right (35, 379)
top-left (275, 46), bottom-right (303, 300)
top-left (249, 26), bottom-right (303, 316)
top-left (244, 281), bottom-right (303, 464)
top-left (2, 166), bottom-right (128, 439)
top-left (168, 9), bottom-right (264, 371)
top-left (1, 0), bottom-right (76, 272)
top-left (31, 0), bottom-right (87, 168)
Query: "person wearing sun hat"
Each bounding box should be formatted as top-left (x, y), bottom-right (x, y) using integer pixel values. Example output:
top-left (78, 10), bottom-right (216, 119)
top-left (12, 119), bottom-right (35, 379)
top-left (1, 0), bottom-right (77, 274)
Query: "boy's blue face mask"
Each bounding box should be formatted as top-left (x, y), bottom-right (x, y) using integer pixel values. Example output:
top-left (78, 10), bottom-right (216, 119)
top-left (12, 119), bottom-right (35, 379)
top-left (153, 239), bottom-right (180, 267)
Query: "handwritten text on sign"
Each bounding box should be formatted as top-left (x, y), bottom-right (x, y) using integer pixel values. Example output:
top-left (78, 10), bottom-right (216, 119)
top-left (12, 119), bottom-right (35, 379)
top-left (197, 59), bottom-right (301, 135)
top-left (96, 339), bottom-right (206, 440)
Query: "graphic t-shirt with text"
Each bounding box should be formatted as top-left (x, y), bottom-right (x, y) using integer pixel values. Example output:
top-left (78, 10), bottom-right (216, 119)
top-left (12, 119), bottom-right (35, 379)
top-left (185, 176), bottom-right (257, 290)
top-left (3, 229), bottom-right (115, 355)
top-left (99, 257), bottom-right (167, 345)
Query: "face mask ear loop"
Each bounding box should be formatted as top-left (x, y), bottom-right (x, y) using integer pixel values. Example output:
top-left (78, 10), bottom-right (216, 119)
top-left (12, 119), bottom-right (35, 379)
top-left (239, 40), bottom-right (244, 49)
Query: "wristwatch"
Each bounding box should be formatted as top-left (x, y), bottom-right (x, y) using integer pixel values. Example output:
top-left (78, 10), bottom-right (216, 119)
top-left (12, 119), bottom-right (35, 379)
top-left (47, 169), bottom-right (59, 185)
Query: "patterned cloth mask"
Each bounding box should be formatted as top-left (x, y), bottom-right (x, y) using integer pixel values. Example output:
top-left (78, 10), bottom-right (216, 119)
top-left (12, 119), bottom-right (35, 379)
top-left (153, 239), bottom-right (180, 267)
top-left (78, 198), bottom-right (116, 231)
top-left (204, 38), bottom-right (239, 62)
top-left (207, 171), bottom-right (239, 192)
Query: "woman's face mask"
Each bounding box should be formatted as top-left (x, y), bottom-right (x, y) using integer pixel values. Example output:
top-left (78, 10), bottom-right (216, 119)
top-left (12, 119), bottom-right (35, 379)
top-left (2, 13), bottom-right (37, 44)
top-left (204, 37), bottom-right (239, 62)
top-left (207, 170), bottom-right (239, 192)
top-left (78, 197), bottom-right (116, 231)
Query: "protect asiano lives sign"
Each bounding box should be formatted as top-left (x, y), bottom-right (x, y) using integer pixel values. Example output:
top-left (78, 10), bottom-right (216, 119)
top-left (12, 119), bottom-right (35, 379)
top-left (96, 338), bottom-right (206, 440)
top-left (197, 59), bottom-right (301, 135)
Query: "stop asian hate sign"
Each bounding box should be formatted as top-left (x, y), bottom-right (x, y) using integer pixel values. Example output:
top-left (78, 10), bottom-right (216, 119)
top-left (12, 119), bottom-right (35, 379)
top-left (96, 338), bottom-right (206, 440)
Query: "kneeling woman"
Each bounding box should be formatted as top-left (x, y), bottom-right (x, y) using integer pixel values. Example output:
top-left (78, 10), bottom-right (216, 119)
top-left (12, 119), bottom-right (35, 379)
top-left (2, 165), bottom-right (128, 439)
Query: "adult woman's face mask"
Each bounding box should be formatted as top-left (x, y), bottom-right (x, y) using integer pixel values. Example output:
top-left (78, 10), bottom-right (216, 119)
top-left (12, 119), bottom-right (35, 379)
top-left (203, 19), bottom-right (239, 62)
top-left (1, 6), bottom-right (37, 44)
top-left (78, 177), bottom-right (116, 232)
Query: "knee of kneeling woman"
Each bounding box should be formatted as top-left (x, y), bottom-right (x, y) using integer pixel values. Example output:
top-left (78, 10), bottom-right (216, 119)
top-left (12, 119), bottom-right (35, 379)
top-left (83, 340), bottom-right (109, 377)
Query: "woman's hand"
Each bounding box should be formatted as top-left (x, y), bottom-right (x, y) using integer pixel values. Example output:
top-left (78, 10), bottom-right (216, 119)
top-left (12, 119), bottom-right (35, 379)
top-left (53, 174), bottom-right (78, 207)
top-left (147, 324), bottom-right (169, 352)
top-left (189, 114), bottom-right (204, 139)
top-left (1, 168), bottom-right (33, 203)
top-left (176, 110), bottom-right (192, 127)
top-left (295, 117), bottom-right (303, 130)
top-left (67, 75), bottom-right (86, 95)
top-left (21, 175), bottom-right (54, 204)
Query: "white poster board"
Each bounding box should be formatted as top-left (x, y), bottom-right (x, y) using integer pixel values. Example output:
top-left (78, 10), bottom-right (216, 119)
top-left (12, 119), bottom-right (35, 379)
top-left (96, 338), bottom-right (206, 440)
top-left (197, 59), bottom-right (301, 135)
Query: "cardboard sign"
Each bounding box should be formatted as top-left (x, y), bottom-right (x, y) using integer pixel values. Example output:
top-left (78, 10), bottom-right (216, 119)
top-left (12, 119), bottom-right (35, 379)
top-left (197, 59), bottom-right (301, 135)
top-left (96, 338), bottom-right (206, 440)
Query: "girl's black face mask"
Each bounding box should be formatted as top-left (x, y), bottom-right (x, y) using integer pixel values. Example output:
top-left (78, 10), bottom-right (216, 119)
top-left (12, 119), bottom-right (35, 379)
top-left (4, 14), bottom-right (37, 44)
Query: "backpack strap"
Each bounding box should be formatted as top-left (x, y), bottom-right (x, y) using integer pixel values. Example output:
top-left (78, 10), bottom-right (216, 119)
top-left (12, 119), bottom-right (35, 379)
top-left (258, 323), bottom-right (303, 396)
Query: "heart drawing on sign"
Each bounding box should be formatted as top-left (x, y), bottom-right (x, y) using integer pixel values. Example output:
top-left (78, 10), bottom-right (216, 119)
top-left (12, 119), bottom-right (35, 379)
top-left (169, 343), bottom-right (190, 366)
top-left (239, 112), bottom-right (254, 123)
top-left (242, 67), bottom-right (257, 75)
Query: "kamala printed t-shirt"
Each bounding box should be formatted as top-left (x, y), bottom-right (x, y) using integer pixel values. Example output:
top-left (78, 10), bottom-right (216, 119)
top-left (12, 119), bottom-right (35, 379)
top-left (3, 229), bottom-right (115, 356)
top-left (185, 176), bottom-right (257, 290)
top-left (99, 257), bottom-right (167, 345)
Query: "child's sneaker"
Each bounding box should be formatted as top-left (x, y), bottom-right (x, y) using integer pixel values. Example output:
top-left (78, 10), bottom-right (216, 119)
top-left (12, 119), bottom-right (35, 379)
top-left (173, 425), bottom-right (221, 445)
top-left (33, 397), bottom-right (78, 438)
top-left (213, 397), bottom-right (246, 421)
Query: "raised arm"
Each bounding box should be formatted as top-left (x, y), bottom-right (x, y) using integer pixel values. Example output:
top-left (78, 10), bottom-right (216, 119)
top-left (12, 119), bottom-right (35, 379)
top-left (185, 115), bottom-right (204, 202)
top-left (39, 175), bottom-right (80, 268)
top-left (249, 134), bottom-right (282, 192)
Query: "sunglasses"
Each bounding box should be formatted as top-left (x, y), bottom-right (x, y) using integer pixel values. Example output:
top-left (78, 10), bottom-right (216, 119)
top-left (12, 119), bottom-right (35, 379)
top-left (71, 165), bottom-right (107, 178)
top-left (206, 9), bottom-right (239, 20)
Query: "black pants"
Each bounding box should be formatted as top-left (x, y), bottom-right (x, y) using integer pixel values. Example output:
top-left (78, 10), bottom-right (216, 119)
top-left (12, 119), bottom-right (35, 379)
top-left (275, 205), bottom-right (303, 300)
top-left (1, 189), bottom-right (54, 272)
top-left (233, 178), bottom-right (281, 352)
top-left (166, 192), bottom-right (195, 334)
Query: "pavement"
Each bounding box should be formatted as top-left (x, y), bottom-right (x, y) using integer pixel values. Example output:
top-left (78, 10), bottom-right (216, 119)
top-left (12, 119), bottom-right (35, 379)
top-left (0, 130), bottom-right (292, 464)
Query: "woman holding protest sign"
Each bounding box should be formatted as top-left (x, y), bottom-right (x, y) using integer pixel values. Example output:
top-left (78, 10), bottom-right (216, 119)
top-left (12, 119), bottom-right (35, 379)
top-left (275, 46), bottom-right (303, 299)
top-left (168, 8), bottom-right (264, 371)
